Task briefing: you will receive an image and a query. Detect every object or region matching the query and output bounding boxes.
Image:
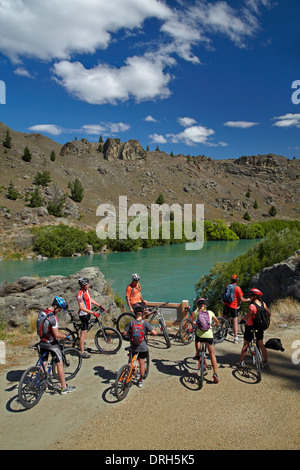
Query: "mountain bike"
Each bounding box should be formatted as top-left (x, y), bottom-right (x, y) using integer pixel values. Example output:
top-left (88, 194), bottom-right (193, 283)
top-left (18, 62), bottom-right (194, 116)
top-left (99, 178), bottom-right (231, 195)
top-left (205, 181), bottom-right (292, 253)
top-left (239, 328), bottom-right (263, 382)
top-left (212, 305), bottom-right (245, 343)
top-left (179, 303), bottom-right (196, 344)
top-left (18, 341), bottom-right (81, 409)
top-left (116, 301), bottom-right (171, 348)
top-left (59, 307), bottom-right (122, 354)
top-left (114, 346), bottom-right (150, 401)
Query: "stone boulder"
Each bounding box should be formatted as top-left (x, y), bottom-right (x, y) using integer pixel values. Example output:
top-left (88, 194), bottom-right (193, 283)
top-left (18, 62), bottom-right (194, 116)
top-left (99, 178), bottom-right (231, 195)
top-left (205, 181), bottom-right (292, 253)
top-left (250, 250), bottom-right (300, 305)
top-left (0, 267), bottom-right (121, 328)
top-left (103, 138), bottom-right (146, 161)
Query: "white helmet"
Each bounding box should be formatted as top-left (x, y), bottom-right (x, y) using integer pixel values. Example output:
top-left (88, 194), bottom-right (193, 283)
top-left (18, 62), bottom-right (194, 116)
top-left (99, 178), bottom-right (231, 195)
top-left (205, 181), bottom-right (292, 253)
top-left (131, 273), bottom-right (140, 281)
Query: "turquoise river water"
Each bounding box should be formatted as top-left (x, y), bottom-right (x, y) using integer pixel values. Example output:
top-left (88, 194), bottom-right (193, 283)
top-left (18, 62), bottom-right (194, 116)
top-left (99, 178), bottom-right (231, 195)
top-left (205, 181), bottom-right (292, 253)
top-left (0, 239), bottom-right (260, 303)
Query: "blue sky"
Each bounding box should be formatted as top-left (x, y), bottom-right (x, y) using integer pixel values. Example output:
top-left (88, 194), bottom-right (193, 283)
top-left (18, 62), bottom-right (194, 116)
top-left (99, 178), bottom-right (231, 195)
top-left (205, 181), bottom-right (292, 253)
top-left (0, 0), bottom-right (299, 159)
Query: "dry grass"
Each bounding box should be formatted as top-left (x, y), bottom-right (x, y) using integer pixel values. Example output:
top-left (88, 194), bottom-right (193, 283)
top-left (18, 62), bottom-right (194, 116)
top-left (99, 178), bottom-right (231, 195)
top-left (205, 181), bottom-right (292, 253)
top-left (269, 297), bottom-right (300, 326)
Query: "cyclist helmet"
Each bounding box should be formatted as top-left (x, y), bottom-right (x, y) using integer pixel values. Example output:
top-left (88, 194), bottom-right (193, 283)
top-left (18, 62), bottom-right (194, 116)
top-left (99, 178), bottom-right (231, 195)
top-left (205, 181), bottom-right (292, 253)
top-left (134, 304), bottom-right (144, 316)
top-left (196, 298), bottom-right (207, 305)
top-left (131, 273), bottom-right (140, 281)
top-left (52, 296), bottom-right (68, 309)
top-left (250, 288), bottom-right (263, 297)
top-left (78, 277), bottom-right (89, 287)
top-left (231, 274), bottom-right (239, 282)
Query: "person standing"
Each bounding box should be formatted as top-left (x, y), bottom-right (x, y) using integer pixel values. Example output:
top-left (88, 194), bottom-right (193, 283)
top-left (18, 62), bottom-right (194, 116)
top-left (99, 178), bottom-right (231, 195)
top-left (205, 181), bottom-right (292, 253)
top-left (223, 274), bottom-right (250, 343)
top-left (126, 273), bottom-right (147, 313)
top-left (77, 277), bottom-right (102, 358)
top-left (191, 298), bottom-right (219, 383)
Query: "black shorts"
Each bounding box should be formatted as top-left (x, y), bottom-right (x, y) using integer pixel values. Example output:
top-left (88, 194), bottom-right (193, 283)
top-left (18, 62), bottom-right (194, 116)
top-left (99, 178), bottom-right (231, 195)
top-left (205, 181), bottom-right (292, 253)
top-left (244, 325), bottom-right (264, 342)
top-left (130, 350), bottom-right (148, 359)
top-left (80, 314), bottom-right (91, 331)
top-left (195, 335), bottom-right (214, 345)
top-left (223, 305), bottom-right (238, 318)
top-left (40, 343), bottom-right (62, 363)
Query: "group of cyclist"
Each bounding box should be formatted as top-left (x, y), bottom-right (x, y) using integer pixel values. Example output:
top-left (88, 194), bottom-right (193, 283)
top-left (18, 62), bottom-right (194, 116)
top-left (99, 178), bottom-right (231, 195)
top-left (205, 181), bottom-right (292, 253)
top-left (36, 272), bottom-right (271, 395)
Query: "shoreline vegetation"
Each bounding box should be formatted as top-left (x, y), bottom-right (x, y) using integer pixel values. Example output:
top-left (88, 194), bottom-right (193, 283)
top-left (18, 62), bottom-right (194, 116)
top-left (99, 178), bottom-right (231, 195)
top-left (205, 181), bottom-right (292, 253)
top-left (2, 218), bottom-right (299, 261)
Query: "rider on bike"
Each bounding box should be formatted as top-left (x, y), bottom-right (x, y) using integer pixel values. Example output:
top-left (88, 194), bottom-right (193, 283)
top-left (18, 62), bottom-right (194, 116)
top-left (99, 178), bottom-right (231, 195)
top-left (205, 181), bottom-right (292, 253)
top-left (77, 277), bottom-right (102, 358)
top-left (36, 296), bottom-right (75, 395)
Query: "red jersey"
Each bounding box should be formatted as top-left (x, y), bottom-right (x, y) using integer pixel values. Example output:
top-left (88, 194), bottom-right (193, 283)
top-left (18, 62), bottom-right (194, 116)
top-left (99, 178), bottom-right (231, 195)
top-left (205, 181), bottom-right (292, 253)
top-left (77, 289), bottom-right (92, 316)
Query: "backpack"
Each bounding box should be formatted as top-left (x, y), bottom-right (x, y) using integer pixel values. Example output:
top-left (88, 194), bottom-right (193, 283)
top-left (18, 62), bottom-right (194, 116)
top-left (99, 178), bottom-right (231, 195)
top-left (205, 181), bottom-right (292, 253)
top-left (197, 310), bottom-right (211, 331)
top-left (264, 338), bottom-right (284, 352)
top-left (131, 320), bottom-right (145, 346)
top-left (223, 284), bottom-right (236, 304)
top-left (36, 311), bottom-right (55, 342)
top-left (252, 302), bottom-right (270, 331)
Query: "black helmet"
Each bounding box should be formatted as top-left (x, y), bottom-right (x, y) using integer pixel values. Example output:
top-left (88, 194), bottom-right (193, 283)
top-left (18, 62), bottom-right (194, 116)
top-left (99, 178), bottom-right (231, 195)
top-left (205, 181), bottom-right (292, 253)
top-left (134, 305), bottom-right (144, 316)
top-left (78, 277), bottom-right (89, 287)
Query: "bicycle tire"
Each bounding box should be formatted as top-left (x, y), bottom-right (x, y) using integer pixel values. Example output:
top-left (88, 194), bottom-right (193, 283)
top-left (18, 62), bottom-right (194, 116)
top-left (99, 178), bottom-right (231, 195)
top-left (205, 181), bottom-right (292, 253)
top-left (159, 318), bottom-right (171, 348)
top-left (52, 347), bottom-right (82, 381)
top-left (198, 352), bottom-right (205, 389)
top-left (18, 366), bottom-right (45, 409)
top-left (212, 317), bottom-right (227, 343)
top-left (255, 345), bottom-right (262, 383)
top-left (116, 312), bottom-right (134, 339)
top-left (94, 327), bottom-right (122, 354)
top-left (58, 327), bottom-right (77, 348)
top-left (179, 318), bottom-right (195, 344)
top-left (115, 364), bottom-right (132, 401)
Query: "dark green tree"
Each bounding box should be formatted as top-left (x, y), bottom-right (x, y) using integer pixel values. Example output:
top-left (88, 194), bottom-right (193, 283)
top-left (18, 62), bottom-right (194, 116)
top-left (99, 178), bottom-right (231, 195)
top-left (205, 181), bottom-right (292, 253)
top-left (3, 130), bottom-right (12, 149)
top-left (33, 171), bottom-right (52, 186)
top-left (22, 146), bottom-right (32, 162)
top-left (68, 178), bottom-right (84, 202)
top-left (6, 181), bottom-right (21, 200)
top-left (29, 187), bottom-right (44, 207)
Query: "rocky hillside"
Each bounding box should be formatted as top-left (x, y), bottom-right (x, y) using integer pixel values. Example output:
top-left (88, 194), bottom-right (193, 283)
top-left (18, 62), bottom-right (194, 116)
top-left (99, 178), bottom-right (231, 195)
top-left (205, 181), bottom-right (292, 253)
top-left (0, 121), bottom-right (299, 254)
top-left (0, 266), bottom-right (121, 328)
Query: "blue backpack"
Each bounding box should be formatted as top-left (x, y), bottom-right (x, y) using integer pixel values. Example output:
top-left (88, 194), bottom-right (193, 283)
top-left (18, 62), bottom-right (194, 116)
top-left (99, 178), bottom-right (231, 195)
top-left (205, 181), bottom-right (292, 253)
top-left (223, 283), bottom-right (236, 304)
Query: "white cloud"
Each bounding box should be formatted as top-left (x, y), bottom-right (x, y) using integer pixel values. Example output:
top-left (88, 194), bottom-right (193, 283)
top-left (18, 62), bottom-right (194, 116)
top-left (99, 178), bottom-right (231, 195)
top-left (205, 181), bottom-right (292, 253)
top-left (14, 67), bottom-right (35, 78)
top-left (167, 125), bottom-right (215, 146)
top-left (272, 114), bottom-right (300, 128)
top-left (223, 120), bottom-right (259, 128)
top-left (0, 0), bottom-right (171, 62)
top-left (28, 124), bottom-right (64, 135)
top-left (178, 117), bottom-right (198, 128)
top-left (149, 134), bottom-right (167, 144)
top-left (144, 115), bottom-right (158, 122)
top-left (52, 54), bottom-right (174, 105)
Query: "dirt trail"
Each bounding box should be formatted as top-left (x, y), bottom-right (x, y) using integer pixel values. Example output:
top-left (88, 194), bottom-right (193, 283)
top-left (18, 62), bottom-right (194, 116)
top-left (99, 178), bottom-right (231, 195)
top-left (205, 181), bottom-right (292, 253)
top-left (0, 325), bottom-right (299, 451)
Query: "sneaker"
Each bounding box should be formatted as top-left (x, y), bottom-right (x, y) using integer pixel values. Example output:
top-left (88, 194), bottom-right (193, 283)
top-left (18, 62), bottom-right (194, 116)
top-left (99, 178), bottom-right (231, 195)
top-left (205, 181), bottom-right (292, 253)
top-left (238, 360), bottom-right (246, 368)
top-left (81, 352), bottom-right (91, 358)
top-left (263, 361), bottom-right (270, 370)
top-left (193, 355), bottom-right (200, 360)
top-left (212, 373), bottom-right (219, 383)
top-left (234, 337), bottom-right (242, 343)
top-left (138, 379), bottom-right (143, 388)
top-left (61, 384), bottom-right (76, 395)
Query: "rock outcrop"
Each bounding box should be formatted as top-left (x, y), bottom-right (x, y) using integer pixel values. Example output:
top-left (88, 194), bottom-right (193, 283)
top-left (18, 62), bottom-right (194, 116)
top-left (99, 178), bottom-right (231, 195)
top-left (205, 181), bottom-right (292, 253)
top-left (103, 138), bottom-right (146, 161)
top-left (0, 267), bottom-right (121, 328)
top-left (250, 250), bottom-right (300, 305)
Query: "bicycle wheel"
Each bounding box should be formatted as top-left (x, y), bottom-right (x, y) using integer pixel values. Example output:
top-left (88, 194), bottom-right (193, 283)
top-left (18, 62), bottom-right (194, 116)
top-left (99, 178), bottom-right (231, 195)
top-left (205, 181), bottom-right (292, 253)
top-left (255, 345), bottom-right (262, 383)
top-left (94, 327), bottom-right (122, 354)
top-left (116, 312), bottom-right (134, 339)
top-left (18, 366), bottom-right (45, 409)
top-left (212, 317), bottom-right (227, 343)
top-left (198, 352), bottom-right (205, 389)
top-left (52, 348), bottom-right (82, 381)
top-left (58, 328), bottom-right (77, 348)
top-left (179, 318), bottom-right (195, 344)
top-left (159, 318), bottom-right (171, 348)
top-left (115, 364), bottom-right (132, 401)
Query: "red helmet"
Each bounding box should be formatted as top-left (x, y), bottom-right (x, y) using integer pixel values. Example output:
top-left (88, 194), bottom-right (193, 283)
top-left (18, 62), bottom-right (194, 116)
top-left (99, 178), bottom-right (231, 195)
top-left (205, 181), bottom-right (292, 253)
top-left (250, 288), bottom-right (263, 297)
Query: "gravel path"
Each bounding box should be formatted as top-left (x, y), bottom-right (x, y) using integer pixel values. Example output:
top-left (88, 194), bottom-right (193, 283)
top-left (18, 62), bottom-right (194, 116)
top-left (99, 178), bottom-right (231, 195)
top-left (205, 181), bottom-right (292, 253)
top-left (0, 325), bottom-right (299, 451)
